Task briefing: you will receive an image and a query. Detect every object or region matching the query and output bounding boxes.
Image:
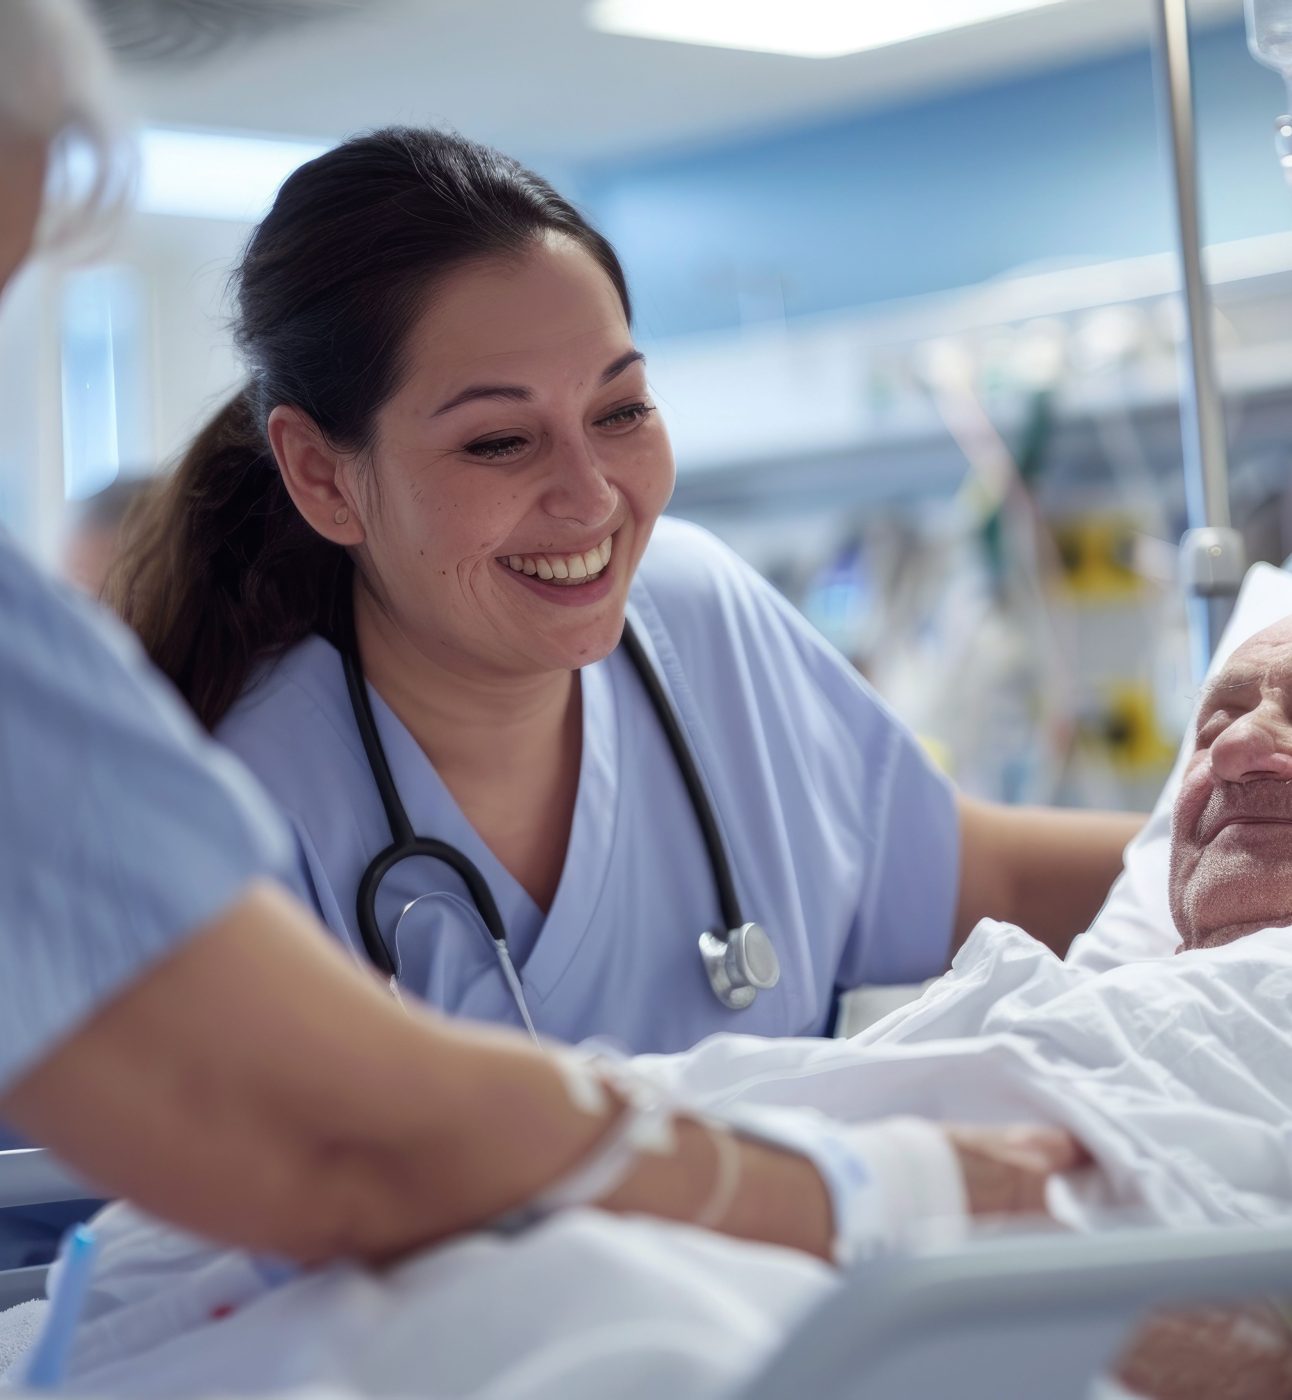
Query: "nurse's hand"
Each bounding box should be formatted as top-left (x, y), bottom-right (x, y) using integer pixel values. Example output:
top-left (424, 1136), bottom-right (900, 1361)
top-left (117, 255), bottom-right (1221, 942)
top-left (944, 1124), bottom-right (1089, 1217)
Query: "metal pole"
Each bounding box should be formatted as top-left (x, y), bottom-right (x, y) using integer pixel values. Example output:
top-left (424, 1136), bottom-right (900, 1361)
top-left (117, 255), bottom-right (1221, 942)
top-left (1151, 0), bottom-right (1245, 677)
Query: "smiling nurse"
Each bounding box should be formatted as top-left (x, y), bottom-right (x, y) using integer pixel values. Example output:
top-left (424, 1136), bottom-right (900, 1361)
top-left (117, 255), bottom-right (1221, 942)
top-left (113, 128), bottom-right (1141, 1052)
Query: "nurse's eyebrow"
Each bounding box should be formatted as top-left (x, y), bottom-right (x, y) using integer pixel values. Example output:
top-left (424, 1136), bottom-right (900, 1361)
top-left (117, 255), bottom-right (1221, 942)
top-left (430, 350), bottom-right (646, 418)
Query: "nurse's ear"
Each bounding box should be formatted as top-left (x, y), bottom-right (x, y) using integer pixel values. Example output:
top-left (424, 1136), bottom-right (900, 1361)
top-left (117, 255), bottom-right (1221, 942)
top-left (267, 403), bottom-right (366, 547)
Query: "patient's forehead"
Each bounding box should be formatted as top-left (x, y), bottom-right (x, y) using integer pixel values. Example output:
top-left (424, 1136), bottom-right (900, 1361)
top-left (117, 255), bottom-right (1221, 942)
top-left (1201, 616), bottom-right (1292, 711)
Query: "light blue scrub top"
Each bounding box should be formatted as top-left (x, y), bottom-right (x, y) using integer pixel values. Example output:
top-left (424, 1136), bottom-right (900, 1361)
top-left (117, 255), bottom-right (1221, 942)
top-left (0, 534), bottom-right (293, 1095)
top-left (218, 518), bottom-right (959, 1053)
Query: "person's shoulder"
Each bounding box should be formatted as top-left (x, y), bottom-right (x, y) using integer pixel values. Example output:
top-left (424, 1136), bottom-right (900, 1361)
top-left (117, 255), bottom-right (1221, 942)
top-left (633, 515), bottom-right (781, 630)
top-left (0, 532), bottom-right (143, 678)
top-left (632, 514), bottom-right (818, 668)
top-left (217, 634), bottom-right (360, 784)
top-left (636, 515), bottom-right (753, 592)
top-left (630, 517), bottom-right (910, 750)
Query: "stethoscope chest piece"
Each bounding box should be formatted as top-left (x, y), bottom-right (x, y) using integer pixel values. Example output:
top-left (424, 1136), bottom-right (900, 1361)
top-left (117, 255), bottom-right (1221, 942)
top-left (699, 921), bottom-right (780, 1010)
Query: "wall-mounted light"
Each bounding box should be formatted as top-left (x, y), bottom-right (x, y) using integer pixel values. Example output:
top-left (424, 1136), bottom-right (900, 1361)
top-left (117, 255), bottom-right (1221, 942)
top-left (586, 0), bottom-right (1072, 59)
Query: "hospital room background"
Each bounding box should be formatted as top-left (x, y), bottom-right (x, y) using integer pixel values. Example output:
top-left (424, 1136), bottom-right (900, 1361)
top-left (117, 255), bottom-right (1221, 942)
top-left (4, 0), bottom-right (1292, 820)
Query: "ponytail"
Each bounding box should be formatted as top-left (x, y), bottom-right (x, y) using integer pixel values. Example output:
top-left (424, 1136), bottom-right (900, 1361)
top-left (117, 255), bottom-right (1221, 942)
top-left (109, 387), bottom-right (350, 730)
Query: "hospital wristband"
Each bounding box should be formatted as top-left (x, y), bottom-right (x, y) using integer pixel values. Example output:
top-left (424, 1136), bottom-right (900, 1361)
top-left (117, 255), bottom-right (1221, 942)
top-left (692, 1122), bottom-right (742, 1232)
top-left (493, 1063), bottom-right (676, 1232)
top-left (713, 1105), bottom-right (967, 1267)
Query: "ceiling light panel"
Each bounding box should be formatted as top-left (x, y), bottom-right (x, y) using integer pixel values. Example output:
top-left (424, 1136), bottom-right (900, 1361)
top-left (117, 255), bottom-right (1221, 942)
top-left (586, 0), bottom-right (1073, 59)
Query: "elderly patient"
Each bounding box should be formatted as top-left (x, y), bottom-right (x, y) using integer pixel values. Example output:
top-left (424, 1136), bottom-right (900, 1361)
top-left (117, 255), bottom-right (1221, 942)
top-left (1170, 614), bottom-right (1292, 951)
top-left (28, 623), bottom-right (1292, 1400)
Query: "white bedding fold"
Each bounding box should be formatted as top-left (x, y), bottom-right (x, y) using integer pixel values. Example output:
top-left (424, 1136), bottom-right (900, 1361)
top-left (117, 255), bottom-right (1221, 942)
top-left (52, 919), bottom-right (1292, 1399)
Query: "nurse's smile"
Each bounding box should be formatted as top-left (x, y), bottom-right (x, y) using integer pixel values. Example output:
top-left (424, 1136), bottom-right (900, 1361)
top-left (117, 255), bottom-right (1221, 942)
top-left (497, 533), bottom-right (616, 606)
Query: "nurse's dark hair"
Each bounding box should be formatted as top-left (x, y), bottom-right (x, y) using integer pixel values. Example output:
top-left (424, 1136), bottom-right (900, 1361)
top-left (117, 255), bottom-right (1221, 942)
top-left (110, 125), bottom-right (631, 730)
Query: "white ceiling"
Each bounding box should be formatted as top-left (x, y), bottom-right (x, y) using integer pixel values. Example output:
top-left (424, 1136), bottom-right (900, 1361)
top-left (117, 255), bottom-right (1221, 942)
top-left (116, 0), bottom-right (1245, 169)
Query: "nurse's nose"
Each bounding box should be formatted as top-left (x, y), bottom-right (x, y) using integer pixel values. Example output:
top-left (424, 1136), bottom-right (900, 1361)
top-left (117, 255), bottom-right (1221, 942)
top-left (1209, 701), bottom-right (1292, 783)
top-left (541, 437), bottom-right (616, 528)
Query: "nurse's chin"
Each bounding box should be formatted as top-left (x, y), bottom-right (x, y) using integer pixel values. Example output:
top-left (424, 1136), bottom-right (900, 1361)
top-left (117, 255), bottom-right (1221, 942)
top-left (513, 610), bottom-right (628, 674)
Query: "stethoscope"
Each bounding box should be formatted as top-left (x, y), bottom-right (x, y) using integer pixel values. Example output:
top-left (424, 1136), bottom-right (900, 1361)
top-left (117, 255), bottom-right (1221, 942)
top-left (341, 614), bottom-right (780, 1040)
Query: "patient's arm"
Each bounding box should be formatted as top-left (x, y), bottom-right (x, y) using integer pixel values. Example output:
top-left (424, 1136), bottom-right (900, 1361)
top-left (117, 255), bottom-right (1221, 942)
top-left (956, 796), bottom-right (1145, 956)
top-left (0, 883), bottom-right (1077, 1268)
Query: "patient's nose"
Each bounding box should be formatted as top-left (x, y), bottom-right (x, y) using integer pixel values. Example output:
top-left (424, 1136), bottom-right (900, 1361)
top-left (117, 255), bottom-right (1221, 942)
top-left (1209, 707), bottom-right (1292, 783)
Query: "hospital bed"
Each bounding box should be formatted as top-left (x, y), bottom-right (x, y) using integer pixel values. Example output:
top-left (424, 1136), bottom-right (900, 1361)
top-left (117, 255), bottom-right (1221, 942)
top-left (3, 1147), bottom-right (1292, 1393)
top-left (0, 1161), bottom-right (1288, 1400)
top-left (0, 1149), bottom-right (96, 1310)
top-left (741, 1223), bottom-right (1292, 1400)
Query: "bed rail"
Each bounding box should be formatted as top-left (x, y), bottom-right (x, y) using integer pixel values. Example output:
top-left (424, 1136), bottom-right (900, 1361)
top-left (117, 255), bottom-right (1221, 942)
top-left (742, 1223), bottom-right (1292, 1400)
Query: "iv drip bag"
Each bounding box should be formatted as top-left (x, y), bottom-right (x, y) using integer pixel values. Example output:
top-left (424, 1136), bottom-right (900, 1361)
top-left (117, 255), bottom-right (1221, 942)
top-left (1247, 0), bottom-right (1292, 181)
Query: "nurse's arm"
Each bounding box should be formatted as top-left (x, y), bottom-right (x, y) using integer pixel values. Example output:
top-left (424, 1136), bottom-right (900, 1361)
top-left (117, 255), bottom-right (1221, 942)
top-left (955, 795), bottom-right (1145, 957)
top-left (0, 880), bottom-right (833, 1265)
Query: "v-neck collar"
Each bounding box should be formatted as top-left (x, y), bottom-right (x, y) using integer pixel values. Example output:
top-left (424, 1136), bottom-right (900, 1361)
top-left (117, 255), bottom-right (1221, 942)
top-left (362, 657), bottom-right (621, 999)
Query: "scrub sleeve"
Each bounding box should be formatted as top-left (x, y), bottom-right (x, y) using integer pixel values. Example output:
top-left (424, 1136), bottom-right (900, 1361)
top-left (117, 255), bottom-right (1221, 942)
top-left (0, 536), bottom-right (293, 1095)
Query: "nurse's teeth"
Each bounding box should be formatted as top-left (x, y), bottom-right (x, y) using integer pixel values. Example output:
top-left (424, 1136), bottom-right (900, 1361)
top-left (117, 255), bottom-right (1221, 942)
top-left (499, 534), bottom-right (615, 583)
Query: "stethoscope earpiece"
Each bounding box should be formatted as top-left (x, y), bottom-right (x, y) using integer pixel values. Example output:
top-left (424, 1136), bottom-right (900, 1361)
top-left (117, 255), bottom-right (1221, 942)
top-left (699, 922), bottom-right (780, 1011)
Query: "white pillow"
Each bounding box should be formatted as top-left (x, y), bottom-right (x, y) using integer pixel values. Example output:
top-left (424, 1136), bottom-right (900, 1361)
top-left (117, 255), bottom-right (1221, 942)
top-left (1067, 563), bottom-right (1292, 970)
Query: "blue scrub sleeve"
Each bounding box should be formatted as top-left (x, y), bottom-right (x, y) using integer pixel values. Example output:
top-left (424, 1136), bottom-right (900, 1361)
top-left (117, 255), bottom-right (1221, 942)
top-left (696, 536), bottom-right (961, 989)
top-left (762, 584), bottom-right (961, 989)
top-left (0, 537), bottom-right (294, 1093)
top-left (846, 718), bottom-right (960, 986)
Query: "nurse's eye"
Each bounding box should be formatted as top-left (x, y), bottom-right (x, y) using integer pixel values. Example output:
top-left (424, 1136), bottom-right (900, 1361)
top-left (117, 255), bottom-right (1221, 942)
top-left (596, 402), bottom-right (655, 432)
top-left (464, 434), bottom-right (528, 461)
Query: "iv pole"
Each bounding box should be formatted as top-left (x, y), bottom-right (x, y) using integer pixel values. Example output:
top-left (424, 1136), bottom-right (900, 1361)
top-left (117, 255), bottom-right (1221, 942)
top-left (1151, 0), bottom-right (1245, 679)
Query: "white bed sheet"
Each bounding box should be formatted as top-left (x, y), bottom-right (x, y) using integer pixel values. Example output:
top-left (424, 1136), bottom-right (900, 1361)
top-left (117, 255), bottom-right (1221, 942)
top-left (38, 918), bottom-right (1292, 1399)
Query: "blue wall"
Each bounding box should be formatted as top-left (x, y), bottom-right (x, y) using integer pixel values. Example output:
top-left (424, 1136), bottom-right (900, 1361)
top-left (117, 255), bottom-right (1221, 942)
top-left (574, 22), bottom-right (1291, 343)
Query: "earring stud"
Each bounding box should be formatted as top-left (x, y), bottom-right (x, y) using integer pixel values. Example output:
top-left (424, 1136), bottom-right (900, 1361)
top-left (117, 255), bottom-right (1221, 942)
top-left (333, 507), bottom-right (350, 526)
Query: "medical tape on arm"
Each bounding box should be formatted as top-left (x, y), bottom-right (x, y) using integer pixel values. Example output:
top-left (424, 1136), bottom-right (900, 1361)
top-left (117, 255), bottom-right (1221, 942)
top-left (493, 1057), bottom-right (676, 1232)
top-left (710, 1104), bottom-right (967, 1267)
top-left (505, 1052), bottom-right (967, 1265)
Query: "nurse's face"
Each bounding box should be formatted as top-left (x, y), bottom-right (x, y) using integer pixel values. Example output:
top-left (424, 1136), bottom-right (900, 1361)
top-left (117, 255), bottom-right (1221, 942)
top-left (351, 234), bottom-right (675, 678)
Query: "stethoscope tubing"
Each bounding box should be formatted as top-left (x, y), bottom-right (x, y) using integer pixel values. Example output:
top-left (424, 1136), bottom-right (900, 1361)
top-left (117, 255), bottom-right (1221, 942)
top-left (342, 638), bottom-right (513, 974)
top-left (343, 607), bottom-right (747, 1000)
top-left (617, 621), bottom-right (743, 934)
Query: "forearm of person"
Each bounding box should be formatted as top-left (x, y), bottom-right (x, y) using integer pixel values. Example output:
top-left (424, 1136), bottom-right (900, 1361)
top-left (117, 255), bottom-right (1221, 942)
top-left (0, 881), bottom-right (832, 1265)
top-left (955, 796), bottom-right (1145, 956)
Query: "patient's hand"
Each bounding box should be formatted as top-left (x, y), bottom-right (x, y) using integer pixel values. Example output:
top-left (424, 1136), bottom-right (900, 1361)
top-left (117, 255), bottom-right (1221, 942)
top-left (944, 1125), bottom-right (1087, 1217)
top-left (1115, 1305), bottom-right (1292, 1400)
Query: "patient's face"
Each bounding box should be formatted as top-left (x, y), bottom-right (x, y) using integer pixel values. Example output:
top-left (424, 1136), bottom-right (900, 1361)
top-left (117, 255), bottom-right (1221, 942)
top-left (1170, 617), bottom-right (1292, 950)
